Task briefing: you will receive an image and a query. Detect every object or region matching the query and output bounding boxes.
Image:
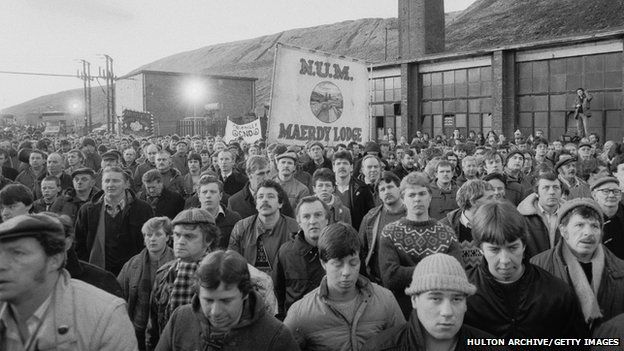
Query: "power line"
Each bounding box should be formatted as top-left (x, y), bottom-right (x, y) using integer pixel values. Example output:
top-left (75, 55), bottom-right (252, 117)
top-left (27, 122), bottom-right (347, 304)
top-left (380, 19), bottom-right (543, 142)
top-left (0, 70), bottom-right (78, 78)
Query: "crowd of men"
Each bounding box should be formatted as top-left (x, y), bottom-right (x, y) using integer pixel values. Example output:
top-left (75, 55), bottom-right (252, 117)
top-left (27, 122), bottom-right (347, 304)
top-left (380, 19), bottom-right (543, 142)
top-left (0, 128), bottom-right (623, 350)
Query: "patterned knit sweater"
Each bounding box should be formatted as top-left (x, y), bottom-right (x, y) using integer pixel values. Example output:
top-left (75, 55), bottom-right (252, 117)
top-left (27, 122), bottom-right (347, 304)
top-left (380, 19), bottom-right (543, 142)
top-left (378, 218), bottom-right (461, 293)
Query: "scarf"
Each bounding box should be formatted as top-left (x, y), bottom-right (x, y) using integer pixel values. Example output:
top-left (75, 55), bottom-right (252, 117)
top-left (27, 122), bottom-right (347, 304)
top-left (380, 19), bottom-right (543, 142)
top-left (561, 243), bottom-right (604, 325)
top-left (88, 202), bottom-right (107, 269)
top-left (168, 260), bottom-right (199, 318)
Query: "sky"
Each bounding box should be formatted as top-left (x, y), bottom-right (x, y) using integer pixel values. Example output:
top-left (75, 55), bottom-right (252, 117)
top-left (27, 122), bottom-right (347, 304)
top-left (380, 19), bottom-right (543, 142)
top-left (0, 0), bottom-right (475, 111)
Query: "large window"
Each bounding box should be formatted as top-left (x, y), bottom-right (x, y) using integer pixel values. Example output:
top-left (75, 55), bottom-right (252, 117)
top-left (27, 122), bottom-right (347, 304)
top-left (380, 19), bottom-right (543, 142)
top-left (517, 52), bottom-right (622, 141)
top-left (371, 76), bottom-right (401, 140)
top-left (421, 67), bottom-right (492, 138)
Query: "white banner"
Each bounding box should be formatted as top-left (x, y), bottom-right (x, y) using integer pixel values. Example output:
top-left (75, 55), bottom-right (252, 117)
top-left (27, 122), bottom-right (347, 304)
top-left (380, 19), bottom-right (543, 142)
top-left (223, 118), bottom-right (262, 144)
top-left (268, 43), bottom-right (370, 146)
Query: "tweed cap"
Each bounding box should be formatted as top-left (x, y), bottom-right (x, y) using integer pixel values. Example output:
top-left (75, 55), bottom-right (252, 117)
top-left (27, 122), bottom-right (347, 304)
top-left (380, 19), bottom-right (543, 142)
top-left (0, 214), bottom-right (65, 242)
top-left (71, 167), bottom-right (96, 179)
top-left (101, 151), bottom-right (120, 161)
top-left (589, 176), bottom-right (620, 192)
top-left (557, 198), bottom-right (604, 227)
top-left (405, 254), bottom-right (476, 296)
top-left (172, 208), bottom-right (215, 225)
top-left (555, 156), bottom-right (576, 172)
top-left (276, 151), bottom-right (298, 162)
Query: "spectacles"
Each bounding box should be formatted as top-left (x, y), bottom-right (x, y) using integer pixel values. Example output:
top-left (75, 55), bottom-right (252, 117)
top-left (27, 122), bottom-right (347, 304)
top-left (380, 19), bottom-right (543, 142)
top-left (596, 188), bottom-right (622, 196)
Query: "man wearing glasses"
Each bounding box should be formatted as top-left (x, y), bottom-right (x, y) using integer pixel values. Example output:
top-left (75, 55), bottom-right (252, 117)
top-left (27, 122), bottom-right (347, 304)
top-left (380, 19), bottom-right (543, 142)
top-left (590, 177), bottom-right (624, 259)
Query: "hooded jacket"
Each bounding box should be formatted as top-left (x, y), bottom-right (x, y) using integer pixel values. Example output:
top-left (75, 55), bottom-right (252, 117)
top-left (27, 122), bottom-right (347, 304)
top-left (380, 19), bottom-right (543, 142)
top-left (154, 290), bottom-right (298, 351)
top-left (517, 193), bottom-right (563, 258)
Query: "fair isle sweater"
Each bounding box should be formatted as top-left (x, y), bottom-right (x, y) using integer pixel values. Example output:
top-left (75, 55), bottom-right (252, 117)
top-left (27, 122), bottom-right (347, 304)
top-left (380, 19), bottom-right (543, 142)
top-left (379, 218), bottom-right (461, 294)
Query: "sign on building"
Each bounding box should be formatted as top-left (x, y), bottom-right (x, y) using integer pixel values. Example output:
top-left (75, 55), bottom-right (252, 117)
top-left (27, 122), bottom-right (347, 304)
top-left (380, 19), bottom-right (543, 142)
top-left (121, 109), bottom-right (155, 137)
top-left (268, 43), bottom-right (370, 146)
top-left (223, 117), bottom-right (262, 144)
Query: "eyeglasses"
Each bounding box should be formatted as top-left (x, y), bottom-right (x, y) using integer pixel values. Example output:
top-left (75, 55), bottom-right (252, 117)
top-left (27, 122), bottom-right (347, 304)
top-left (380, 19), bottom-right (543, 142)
top-left (596, 188), bottom-right (622, 196)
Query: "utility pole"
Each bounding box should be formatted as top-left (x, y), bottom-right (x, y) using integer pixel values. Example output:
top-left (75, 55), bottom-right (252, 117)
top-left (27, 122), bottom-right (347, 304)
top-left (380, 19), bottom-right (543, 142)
top-left (78, 60), bottom-right (93, 135)
top-left (99, 55), bottom-right (116, 133)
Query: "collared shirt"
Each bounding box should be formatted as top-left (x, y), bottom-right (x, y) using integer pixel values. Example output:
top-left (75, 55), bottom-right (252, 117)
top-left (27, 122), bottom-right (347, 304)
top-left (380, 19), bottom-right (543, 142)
top-left (460, 211), bottom-right (471, 228)
top-left (0, 294), bottom-right (52, 351)
top-left (221, 170), bottom-right (233, 180)
top-left (104, 195), bottom-right (126, 217)
top-left (537, 202), bottom-right (559, 247)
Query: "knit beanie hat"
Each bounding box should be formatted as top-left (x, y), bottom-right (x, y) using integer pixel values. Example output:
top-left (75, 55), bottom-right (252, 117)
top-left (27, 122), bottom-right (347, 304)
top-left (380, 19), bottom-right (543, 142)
top-left (405, 254), bottom-right (476, 296)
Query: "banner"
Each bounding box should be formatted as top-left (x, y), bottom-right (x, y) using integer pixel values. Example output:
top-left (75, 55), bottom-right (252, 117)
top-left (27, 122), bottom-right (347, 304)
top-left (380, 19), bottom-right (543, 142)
top-left (268, 43), bottom-right (370, 146)
top-left (223, 118), bottom-right (262, 143)
top-left (121, 109), bottom-right (154, 137)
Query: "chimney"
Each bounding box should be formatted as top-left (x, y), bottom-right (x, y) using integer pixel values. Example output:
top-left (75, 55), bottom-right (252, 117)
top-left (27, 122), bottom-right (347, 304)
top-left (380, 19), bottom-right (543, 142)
top-left (398, 0), bottom-right (445, 60)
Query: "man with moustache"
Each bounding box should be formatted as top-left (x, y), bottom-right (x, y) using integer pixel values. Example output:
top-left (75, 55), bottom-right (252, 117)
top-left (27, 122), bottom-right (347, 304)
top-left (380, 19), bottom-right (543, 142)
top-left (360, 171), bottom-right (406, 284)
top-left (532, 198), bottom-right (624, 331)
top-left (556, 156), bottom-right (591, 200)
top-left (332, 150), bottom-right (375, 231)
top-left (275, 196), bottom-right (329, 317)
top-left (228, 180), bottom-right (299, 278)
top-left (590, 176), bottom-right (624, 259)
top-left (274, 151), bottom-right (309, 210)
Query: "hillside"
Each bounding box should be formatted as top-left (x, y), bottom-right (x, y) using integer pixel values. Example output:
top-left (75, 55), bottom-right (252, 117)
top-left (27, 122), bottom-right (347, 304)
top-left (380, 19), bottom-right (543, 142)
top-left (5, 0), bottom-right (624, 122)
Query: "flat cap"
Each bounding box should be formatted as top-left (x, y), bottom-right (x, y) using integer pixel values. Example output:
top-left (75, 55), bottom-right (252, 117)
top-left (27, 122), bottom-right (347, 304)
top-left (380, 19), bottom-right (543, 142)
top-left (172, 208), bottom-right (215, 225)
top-left (589, 176), bottom-right (620, 191)
top-left (557, 198), bottom-right (604, 227)
top-left (555, 156), bottom-right (576, 172)
top-left (71, 167), bottom-right (95, 179)
top-left (276, 151), bottom-right (298, 162)
top-left (176, 140), bottom-right (188, 146)
top-left (0, 214), bottom-right (65, 242)
top-left (101, 151), bottom-right (120, 161)
top-left (578, 142), bottom-right (592, 150)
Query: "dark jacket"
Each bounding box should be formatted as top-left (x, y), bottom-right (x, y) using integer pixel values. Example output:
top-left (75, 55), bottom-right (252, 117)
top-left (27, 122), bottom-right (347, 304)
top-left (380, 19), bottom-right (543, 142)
top-left (155, 291), bottom-right (299, 351)
top-left (603, 203), bottom-right (624, 260)
top-left (134, 160), bottom-right (156, 191)
top-left (138, 187), bottom-right (185, 219)
top-left (342, 178), bottom-right (376, 231)
top-left (2, 166), bottom-right (18, 181)
top-left (227, 182), bottom-right (295, 219)
top-left (74, 189), bottom-right (154, 274)
top-left (228, 214), bottom-right (299, 279)
top-left (33, 171), bottom-right (74, 199)
top-left (274, 231), bottom-right (324, 318)
top-left (391, 163), bottom-right (414, 180)
top-left (219, 169), bottom-right (249, 196)
top-left (214, 206), bottom-right (243, 249)
top-left (517, 193), bottom-right (562, 258)
top-left (429, 181), bottom-right (459, 220)
top-left (465, 259), bottom-right (589, 339)
top-left (50, 186), bottom-right (100, 223)
top-left (362, 310), bottom-right (502, 351)
top-left (302, 157), bottom-right (332, 176)
top-left (117, 247), bottom-right (175, 350)
top-left (170, 152), bottom-right (188, 175)
top-left (66, 247), bottom-right (123, 298)
top-left (531, 242), bottom-right (624, 328)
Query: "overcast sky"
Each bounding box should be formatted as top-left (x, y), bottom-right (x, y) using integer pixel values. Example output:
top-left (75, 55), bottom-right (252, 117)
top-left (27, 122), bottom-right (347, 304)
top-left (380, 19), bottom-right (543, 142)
top-left (0, 0), bottom-right (475, 111)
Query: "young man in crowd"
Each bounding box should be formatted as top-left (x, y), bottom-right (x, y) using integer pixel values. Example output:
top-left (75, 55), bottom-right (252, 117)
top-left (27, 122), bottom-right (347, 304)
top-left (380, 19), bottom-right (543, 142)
top-left (16, 149), bottom-right (46, 190)
top-left (392, 149), bottom-right (417, 179)
top-left (51, 167), bottom-right (99, 223)
top-left (217, 149), bottom-right (248, 196)
top-left (64, 148), bottom-right (85, 176)
top-left (275, 196), bottom-right (329, 317)
top-left (363, 254), bottom-right (497, 351)
top-left (465, 201), bottom-right (588, 339)
top-left (359, 171), bottom-right (406, 284)
top-left (440, 179), bottom-right (494, 270)
top-left (155, 250), bottom-right (298, 351)
top-left (311, 168), bottom-right (351, 224)
top-left (196, 175), bottom-right (241, 249)
top-left (332, 150), bottom-right (375, 231)
top-left (0, 214), bottom-right (137, 350)
top-left (0, 183), bottom-right (34, 221)
top-left (531, 198), bottom-right (624, 331)
top-left (379, 172), bottom-right (461, 317)
top-left (284, 222), bottom-right (405, 351)
top-left (32, 175), bottom-right (61, 213)
top-left (138, 169), bottom-right (185, 219)
top-left (429, 160), bottom-right (459, 219)
top-left (74, 166), bottom-right (154, 275)
top-left (228, 180), bottom-right (299, 278)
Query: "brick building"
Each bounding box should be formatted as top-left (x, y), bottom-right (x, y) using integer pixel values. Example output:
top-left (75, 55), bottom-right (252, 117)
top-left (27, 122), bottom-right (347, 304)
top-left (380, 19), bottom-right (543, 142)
top-left (371, 0), bottom-right (624, 142)
top-left (115, 70), bottom-right (256, 135)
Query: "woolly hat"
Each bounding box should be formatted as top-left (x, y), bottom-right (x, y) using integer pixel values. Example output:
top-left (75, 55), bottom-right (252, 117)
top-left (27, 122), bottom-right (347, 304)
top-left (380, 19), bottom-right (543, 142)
top-left (557, 198), bottom-right (604, 228)
top-left (404, 254), bottom-right (476, 296)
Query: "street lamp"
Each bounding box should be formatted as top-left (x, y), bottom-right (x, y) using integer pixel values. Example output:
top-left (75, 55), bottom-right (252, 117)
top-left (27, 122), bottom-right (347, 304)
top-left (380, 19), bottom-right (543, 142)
top-left (185, 80), bottom-right (204, 117)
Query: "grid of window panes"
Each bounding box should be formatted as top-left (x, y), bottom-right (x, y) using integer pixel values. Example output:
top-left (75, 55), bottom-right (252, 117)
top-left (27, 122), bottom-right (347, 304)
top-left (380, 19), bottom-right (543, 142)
top-left (421, 66), bottom-right (493, 139)
top-left (371, 76), bottom-right (401, 140)
top-left (517, 52), bottom-right (622, 141)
